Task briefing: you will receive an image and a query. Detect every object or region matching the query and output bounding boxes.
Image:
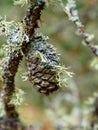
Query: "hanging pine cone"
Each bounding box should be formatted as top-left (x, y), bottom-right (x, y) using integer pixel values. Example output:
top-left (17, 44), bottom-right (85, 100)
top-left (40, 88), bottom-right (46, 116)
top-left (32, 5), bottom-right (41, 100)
top-left (25, 35), bottom-right (68, 95)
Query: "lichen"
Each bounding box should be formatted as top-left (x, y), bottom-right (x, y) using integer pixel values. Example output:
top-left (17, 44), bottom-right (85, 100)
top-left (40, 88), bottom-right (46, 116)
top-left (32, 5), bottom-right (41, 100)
top-left (53, 66), bottom-right (73, 88)
top-left (14, 0), bottom-right (30, 6)
top-left (0, 17), bottom-right (29, 44)
top-left (9, 88), bottom-right (25, 106)
top-left (0, 98), bottom-right (5, 117)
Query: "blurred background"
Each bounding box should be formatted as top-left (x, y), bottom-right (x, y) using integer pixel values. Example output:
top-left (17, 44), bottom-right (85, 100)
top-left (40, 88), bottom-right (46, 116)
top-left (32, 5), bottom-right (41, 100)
top-left (0, 0), bottom-right (98, 129)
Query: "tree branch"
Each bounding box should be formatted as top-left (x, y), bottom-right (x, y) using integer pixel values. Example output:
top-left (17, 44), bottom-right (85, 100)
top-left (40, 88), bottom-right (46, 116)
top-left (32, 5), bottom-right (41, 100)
top-left (1, 0), bottom-right (45, 129)
top-left (60, 0), bottom-right (98, 56)
top-left (22, 0), bottom-right (45, 39)
top-left (2, 48), bottom-right (22, 119)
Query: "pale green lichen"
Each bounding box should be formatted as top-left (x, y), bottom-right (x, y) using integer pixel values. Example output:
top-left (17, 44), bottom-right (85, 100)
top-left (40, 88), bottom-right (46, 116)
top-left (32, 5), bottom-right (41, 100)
top-left (2, 44), bottom-right (23, 60)
top-left (21, 71), bottom-right (29, 81)
top-left (7, 27), bottom-right (29, 44)
top-left (52, 65), bottom-right (73, 88)
top-left (31, 51), bottom-right (47, 63)
top-left (14, 0), bottom-right (30, 6)
top-left (0, 17), bottom-right (29, 44)
top-left (0, 98), bottom-right (5, 117)
top-left (91, 58), bottom-right (98, 70)
top-left (9, 88), bottom-right (25, 106)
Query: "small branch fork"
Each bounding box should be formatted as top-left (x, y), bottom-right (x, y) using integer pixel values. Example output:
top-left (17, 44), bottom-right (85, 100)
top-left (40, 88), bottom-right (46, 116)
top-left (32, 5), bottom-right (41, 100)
top-left (59, 0), bottom-right (98, 56)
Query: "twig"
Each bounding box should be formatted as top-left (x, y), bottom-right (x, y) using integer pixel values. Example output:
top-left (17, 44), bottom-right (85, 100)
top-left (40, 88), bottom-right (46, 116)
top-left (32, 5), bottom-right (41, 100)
top-left (59, 0), bottom-right (98, 56)
top-left (2, 48), bottom-right (22, 119)
top-left (22, 0), bottom-right (45, 40)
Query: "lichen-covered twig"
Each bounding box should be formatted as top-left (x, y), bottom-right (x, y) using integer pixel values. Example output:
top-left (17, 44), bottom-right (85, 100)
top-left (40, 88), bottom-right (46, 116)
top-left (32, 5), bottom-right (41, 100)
top-left (59, 0), bottom-right (98, 56)
top-left (2, 48), bottom-right (22, 119)
top-left (0, 0), bottom-right (45, 129)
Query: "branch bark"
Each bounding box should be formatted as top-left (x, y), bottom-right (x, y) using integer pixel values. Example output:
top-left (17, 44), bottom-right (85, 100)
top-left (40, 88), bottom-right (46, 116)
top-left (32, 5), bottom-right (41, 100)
top-left (2, 49), bottom-right (22, 119)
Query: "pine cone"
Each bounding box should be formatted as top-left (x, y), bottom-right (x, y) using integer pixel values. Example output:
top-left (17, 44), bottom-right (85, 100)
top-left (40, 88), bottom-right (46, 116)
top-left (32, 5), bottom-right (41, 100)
top-left (25, 35), bottom-right (61, 95)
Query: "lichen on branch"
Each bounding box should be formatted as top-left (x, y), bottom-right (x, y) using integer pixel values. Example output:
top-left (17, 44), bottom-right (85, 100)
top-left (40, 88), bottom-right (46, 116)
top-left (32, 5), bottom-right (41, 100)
top-left (2, 46), bottom-right (23, 119)
top-left (59, 0), bottom-right (98, 56)
top-left (0, 0), bottom-right (46, 127)
top-left (0, 17), bottom-right (29, 44)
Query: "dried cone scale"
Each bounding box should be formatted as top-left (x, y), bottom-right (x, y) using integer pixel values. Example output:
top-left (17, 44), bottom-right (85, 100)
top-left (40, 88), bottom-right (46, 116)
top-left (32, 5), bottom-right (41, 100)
top-left (25, 35), bottom-right (62, 95)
